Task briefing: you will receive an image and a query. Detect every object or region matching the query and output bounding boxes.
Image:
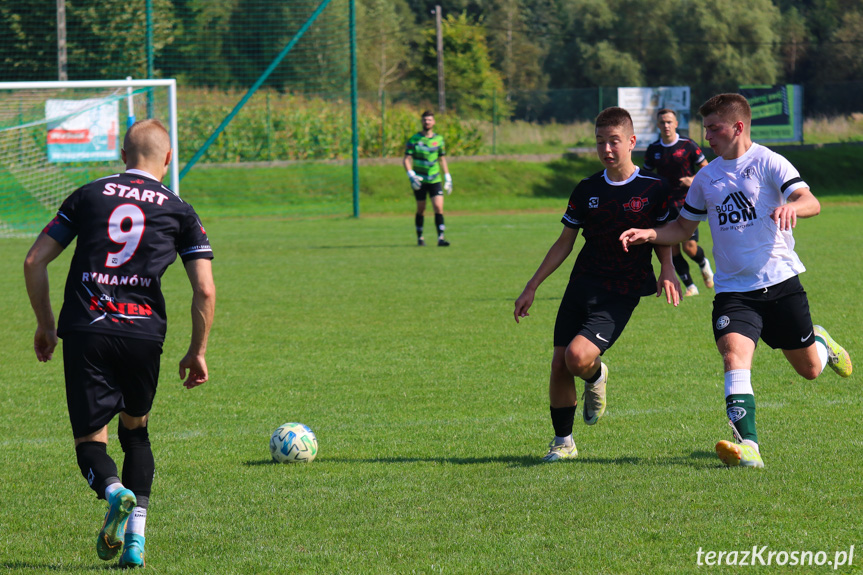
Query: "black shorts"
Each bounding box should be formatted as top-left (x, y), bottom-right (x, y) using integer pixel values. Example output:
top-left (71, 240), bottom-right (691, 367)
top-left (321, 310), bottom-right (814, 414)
top-left (712, 276), bottom-right (814, 350)
top-left (63, 332), bottom-right (163, 438)
top-left (553, 278), bottom-right (641, 353)
top-left (413, 181), bottom-right (443, 201)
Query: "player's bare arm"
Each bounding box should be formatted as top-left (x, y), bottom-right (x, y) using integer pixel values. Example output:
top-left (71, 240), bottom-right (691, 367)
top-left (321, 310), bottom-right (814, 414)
top-left (772, 187), bottom-right (820, 231)
top-left (179, 258), bottom-right (216, 389)
top-left (23, 233), bottom-right (66, 362)
top-left (619, 217), bottom-right (699, 252)
top-left (654, 244), bottom-right (681, 306)
top-left (514, 226), bottom-right (578, 323)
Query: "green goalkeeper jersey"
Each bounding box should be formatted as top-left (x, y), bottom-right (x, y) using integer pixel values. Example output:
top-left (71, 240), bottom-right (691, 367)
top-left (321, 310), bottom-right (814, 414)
top-left (405, 132), bottom-right (446, 184)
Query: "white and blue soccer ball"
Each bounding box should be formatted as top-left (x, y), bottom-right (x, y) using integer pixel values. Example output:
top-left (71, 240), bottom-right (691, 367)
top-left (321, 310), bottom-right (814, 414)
top-left (270, 422), bottom-right (318, 463)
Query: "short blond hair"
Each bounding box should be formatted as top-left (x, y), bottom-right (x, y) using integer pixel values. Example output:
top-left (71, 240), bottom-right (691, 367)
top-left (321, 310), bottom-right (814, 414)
top-left (123, 119), bottom-right (171, 164)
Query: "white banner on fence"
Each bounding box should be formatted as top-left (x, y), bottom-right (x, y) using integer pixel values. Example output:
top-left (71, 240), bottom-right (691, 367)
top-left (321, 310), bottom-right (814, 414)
top-left (46, 98), bottom-right (119, 162)
top-left (617, 87), bottom-right (691, 149)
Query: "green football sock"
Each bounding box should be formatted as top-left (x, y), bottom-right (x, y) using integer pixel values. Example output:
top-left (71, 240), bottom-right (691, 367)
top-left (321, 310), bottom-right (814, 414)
top-left (726, 393), bottom-right (757, 444)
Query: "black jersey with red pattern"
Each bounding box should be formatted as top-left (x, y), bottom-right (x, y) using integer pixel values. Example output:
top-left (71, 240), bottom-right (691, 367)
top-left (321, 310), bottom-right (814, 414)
top-left (45, 171), bottom-right (213, 342)
top-left (562, 167), bottom-right (676, 296)
top-left (643, 136), bottom-right (706, 207)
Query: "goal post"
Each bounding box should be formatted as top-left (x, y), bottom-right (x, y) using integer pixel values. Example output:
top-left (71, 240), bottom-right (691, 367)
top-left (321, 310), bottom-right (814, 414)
top-left (0, 79), bottom-right (178, 238)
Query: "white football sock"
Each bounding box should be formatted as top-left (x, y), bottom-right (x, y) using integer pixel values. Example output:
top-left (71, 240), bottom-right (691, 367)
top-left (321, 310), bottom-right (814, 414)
top-left (126, 507), bottom-right (148, 537)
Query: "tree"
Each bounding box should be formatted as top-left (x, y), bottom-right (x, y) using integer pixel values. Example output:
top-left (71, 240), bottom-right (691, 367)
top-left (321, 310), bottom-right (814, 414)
top-left (817, 8), bottom-right (863, 81)
top-left (777, 6), bottom-right (810, 82)
top-left (415, 12), bottom-right (509, 118)
top-left (356, 0), bottom-right (415, 98)
top-left (0, 1), bottom-right (57, 81)
top-left (676, 0), bottom-right (781, 102)
top-left (65, 0), bottom-right (178, 80)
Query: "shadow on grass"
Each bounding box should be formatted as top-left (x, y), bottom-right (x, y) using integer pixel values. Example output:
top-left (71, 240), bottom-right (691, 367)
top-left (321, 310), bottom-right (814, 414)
top-left (528, 156), bottom-right (603, 199)
top-left (1, 561), bottom-right (108, 571)
top-left (246, 449), bottom-right (720, 469)
top-left (305, 244), bottom-right (413, 250)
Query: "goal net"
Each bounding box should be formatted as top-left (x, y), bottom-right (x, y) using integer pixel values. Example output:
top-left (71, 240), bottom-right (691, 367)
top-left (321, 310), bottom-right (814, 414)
top-left (0, 79), bottom-right (178, 238)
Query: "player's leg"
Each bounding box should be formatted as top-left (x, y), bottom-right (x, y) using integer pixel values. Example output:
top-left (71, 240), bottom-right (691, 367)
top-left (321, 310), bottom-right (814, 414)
top-left (414, 194), bottom-right (426, 246)
top-left (672, 243), bottom-right (697, 296)
top-left (762, 281), bottom-right (852, 379)
top-left (571, 288), bottom-right (640, 426)
top-left (117, 415), bottom-right (150, 568)
top-left (431, 188), bottom-right (449, 246)
top-left (543, 287), bottom-right (591, 461)
top-left (712, 296), bottom-right (764, 468)
top-left (565, 335), bottom-right (607, 426)
top-left (543, 346), bottom-right (579, 461)
top-left (116, 339), bottom-right (161, 568)
top-left (683, 227), bottom-right (713, 289)
top-left (64, 333), bottom-right (137, 560)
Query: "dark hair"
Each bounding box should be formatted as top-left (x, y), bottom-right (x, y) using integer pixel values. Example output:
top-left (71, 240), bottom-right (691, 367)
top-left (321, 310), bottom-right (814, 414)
top-left (595, 107), bottom-right (634, 134)
top-left (657, 108), bottom-right (677, 119)
top-left (421, 110), bottom-right (434, 119)
top-left (699, 93), bottom-right (751, 126)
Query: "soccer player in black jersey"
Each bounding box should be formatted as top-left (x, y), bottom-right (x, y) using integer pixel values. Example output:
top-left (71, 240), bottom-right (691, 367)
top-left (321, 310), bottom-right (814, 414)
top-left (513, 107), bottom-right (680, 462)
top-left (644, 108), bottom-right (712, 296)
top-left (24, 119), bottom-right (216, 567)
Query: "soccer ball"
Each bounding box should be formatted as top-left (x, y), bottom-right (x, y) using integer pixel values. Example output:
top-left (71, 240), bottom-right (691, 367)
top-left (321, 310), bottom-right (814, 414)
top-left (270, 422), bottom-right (318, 463)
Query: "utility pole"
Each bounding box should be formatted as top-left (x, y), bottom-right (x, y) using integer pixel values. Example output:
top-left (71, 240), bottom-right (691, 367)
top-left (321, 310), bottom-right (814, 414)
top-left (57, 0), bottom-right (67, 81)
top-left (435, 5), bottom-right (445, 114)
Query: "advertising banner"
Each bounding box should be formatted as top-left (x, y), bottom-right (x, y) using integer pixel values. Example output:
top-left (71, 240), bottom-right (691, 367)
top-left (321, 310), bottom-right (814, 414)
top-left (738, 85), bottom-right (803, 143)
top-left (46, 98), bottom-right (119, 162)
top-left (617, 86), bottom-right (691, 149)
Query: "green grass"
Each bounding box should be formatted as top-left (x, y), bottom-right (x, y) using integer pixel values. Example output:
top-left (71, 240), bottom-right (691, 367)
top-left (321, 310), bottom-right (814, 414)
top-left (2, 200), bottom-right (863, 573)
top-left (180, 143), bottom-right (863, 220)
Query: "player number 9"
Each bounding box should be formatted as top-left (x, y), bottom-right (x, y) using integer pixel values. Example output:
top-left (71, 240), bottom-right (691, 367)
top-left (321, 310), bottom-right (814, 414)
top-left (106, 204), bottom-right (145, 268)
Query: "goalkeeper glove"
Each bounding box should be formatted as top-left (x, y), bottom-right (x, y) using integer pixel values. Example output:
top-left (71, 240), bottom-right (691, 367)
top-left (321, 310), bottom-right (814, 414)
top-left (407, 170), bottom-right (422, 191)
top-left (444, 173), bottom-right (453, 195)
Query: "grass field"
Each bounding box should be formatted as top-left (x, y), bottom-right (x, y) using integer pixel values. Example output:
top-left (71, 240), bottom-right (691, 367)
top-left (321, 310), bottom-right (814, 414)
top-left (2, 195), bottom-right (862, 573)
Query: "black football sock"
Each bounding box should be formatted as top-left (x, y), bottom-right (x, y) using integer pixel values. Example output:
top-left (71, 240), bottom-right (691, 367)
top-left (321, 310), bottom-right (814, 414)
top-left (435, 213), bottom-right (445, 239)
top-left (672, 253), bottom-right (693, 286)
top-left (75, 441), bottom-right (120, 499)
top-left (690, 246), bottom-right (707, 267)
top-left (584, 362), bottom-right (602, 383)
top-left (549, 405), bottom-right (577, 439)
top-left (415, 214), bottom-right (424, 238)
top-left (118, 423), bottom-right (155, 510)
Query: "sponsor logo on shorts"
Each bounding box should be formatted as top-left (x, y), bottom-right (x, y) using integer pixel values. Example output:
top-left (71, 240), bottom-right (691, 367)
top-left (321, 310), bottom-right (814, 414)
top-left (727, 406), bottom-right (747, 422)
top-left (716, 315), bottom-right (730, 330)
top-left (595, 333), bottom-right (609, 343)
top-left (801, 331), bottom-right (813, 342)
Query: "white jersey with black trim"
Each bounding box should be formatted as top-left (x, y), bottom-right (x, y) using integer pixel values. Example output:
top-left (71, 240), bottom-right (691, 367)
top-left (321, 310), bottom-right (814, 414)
top-left (680, 143), bottom-right (809, 293)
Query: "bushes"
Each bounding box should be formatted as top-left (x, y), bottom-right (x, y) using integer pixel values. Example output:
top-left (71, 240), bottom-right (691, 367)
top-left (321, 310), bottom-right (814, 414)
top-left (178, 88), bottom-right (483, 163)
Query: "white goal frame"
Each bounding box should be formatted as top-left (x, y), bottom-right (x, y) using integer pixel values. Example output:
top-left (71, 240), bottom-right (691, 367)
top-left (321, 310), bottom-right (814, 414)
top-left (0, 78), bottom-right (180, 193)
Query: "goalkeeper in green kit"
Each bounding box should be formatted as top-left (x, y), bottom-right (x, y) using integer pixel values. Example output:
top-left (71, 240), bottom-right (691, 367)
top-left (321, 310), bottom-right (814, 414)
top-left (404, 110), bottom-right (452, 246)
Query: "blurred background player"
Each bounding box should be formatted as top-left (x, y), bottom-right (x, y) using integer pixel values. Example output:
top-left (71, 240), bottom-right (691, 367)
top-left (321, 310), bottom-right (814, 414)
top-left (514, 107), bottom-right (680, 462)
top-left (643, 108), bottom-right (712, 296)
top-left (404, 110), bottom-right (452, 246)
top-left (24, 119), bottom-right (216, 567)
top-left (621, 93), bottom-right (852, 469)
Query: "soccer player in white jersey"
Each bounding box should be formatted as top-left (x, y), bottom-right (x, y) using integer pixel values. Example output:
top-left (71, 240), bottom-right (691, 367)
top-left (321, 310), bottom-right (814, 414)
top-left (620, 93), bottom-right (852, 469)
